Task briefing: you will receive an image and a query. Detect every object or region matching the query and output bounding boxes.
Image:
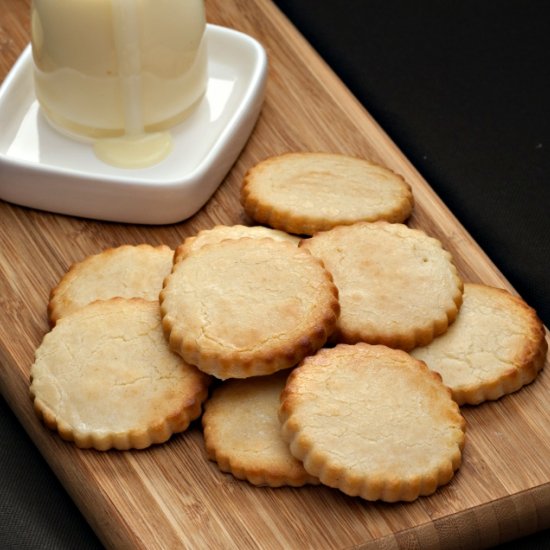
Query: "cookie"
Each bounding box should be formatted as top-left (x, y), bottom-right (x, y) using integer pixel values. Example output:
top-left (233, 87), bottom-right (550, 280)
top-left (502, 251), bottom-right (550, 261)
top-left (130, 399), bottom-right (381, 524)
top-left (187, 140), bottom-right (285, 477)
top-left (202, 371), bottom-right (319, 487)
top-left (411, 284), bottom-right (547, 405)
top-left (301, 221), bottom-right (463, 350)
top-left (279, 343), bottom-right (466, 502)
top-left (160, 238), bottom-right (340, 379)
top-left (48, 244), bottom-right (174, 324)
top-left (241, 152), bottom-right (414, 235)
top-left (30, 298), bottom-right (210, 451)
top-left (174, 224), bottom-right (300, 263)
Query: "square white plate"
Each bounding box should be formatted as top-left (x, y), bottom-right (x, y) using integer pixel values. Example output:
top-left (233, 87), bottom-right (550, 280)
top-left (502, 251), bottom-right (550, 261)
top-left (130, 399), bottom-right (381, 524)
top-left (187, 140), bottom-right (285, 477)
top-left (0, 24), bottom-right (267, 225)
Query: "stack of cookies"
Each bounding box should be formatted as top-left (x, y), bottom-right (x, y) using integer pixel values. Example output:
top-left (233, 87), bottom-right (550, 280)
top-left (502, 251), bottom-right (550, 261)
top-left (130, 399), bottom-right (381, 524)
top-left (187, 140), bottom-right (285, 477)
top-left (30, 152), bottom-right (547, 503)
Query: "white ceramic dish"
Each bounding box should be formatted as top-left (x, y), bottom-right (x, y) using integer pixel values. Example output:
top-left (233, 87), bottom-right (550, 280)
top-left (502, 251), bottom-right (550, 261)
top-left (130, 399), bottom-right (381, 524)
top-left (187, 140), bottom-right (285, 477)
top-left (0, 25), bottom-right (267, 225)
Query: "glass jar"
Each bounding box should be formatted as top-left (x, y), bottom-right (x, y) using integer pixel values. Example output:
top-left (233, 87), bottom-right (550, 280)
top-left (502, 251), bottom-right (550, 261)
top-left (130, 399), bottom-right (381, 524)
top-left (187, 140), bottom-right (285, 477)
top-left (31, 0), bottom-right (208, 140)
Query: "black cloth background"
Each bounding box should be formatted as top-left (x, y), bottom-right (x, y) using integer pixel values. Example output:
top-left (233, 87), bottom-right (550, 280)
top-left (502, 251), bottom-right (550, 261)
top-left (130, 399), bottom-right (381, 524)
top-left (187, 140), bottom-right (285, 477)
top-left (1, 1), bottom-right (549, 548)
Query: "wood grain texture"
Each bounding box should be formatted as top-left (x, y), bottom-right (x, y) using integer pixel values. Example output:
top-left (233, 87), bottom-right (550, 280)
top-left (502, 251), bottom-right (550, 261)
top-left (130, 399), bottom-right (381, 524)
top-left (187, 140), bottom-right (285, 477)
top-left (1, 1), bottom-right (549, 548)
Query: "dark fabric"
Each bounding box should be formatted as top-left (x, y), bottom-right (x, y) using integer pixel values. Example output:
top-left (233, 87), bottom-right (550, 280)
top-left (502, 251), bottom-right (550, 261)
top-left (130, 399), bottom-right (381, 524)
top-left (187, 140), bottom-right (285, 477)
top-left (0, 394), bottom-right (103, 549)
top-left (1, 1), bottom-right (548, 548)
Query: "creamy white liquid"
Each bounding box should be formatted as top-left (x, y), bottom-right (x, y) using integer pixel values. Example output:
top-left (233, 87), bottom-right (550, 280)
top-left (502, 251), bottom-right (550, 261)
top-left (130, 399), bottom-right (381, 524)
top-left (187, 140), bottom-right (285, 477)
top-left (31, 0), bottom-right (207, 168)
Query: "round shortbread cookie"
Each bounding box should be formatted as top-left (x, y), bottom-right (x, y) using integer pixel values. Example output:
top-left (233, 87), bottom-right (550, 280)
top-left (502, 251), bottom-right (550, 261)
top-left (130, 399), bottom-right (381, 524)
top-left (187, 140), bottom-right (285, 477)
top-left (279, 343), bottom-right (466, 502)
top-left (202, 371), bottom-right (319, 487)
top-left (30, 298), bottom-right (211, 451)
top-left (411, 284), bottom-right (547, 405)
top-left (48, 244), bottom-right (174, 325)
top-left (240, 152), bottom-right (414, 235)
top-left (160, 238), bottom-right (340, 379)
top-left (174, 224), bottom-right (300, 263)
top-left (301, 221), bottom-right (464, 350)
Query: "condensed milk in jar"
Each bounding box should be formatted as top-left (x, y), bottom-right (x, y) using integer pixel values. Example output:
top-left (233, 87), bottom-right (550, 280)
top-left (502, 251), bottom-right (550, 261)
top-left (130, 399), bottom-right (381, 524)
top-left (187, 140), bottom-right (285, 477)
top-left (31, 0), bottom-right (208, 168)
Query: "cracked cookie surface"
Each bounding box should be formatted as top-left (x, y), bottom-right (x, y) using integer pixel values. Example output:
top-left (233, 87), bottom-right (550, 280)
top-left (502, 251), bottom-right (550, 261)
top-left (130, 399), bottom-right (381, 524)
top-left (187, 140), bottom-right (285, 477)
top-left (202, 371), bottom-right (319, 487)
top-left (411, 283), bottom-right (547, 405)
top-left (301, 221), bottom-right (463, 350)
top-left (279, 343), bottom-right (466, 502)
top-left (241, 152), bottom-right (414, 235)
top-left (161, 238), bottom-right (339, 379)
top-left (48, 244), bottom-right (174, 325)
top-left (174, 224), bottom-right (299, 263)
top-left (30, 298), bottom-right (210, 450)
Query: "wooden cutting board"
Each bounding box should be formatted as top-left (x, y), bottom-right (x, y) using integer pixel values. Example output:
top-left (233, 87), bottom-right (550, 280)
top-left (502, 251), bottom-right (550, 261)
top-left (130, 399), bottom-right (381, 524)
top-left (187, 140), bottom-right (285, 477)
top-left (1, 1), bottom-right (549, 548)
